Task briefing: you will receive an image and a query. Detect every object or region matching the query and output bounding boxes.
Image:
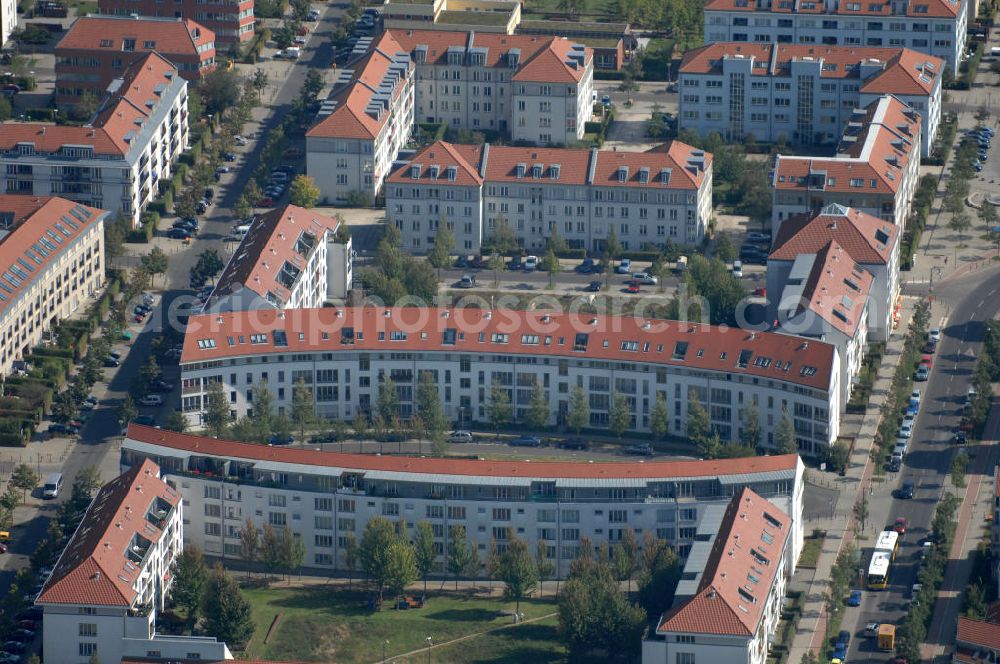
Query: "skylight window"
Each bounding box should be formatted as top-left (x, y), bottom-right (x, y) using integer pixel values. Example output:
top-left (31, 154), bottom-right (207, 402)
top-left (800, 366), bottom-right (818, 376)
top-left (522, 335), bottom-right (540, 345)
top-left (672, 341), bottom-right (688, 360)
top-left (250, 334), bottom-right (267, 344)
top-left (197, 339), bottom-right (216, 349)
top-left (491, 333), bottom-right (509, 344)
top-left (737, 349), bottom-right (753, 368)
top-left (390, 330), bottom-right (408, 341)
top-left (620, 340), bottom-right (639, 351)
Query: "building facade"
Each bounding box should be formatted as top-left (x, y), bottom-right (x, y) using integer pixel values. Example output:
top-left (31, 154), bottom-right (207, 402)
top-left (0, 0), bottom-right (15, 49)
top-left (203, 204), bottom-right (352, 313)
top-left (643, 488), bottom-right (791, 664)
top-left (0, 196), bottom-right (106, 378)
top-left (306, 35), bottom-right (415, 204)
top-left (703, 0), bottom-right (968, 71)
top-left (55, 15), bottom-right (215, 106)
top-left (122, 425), bottom-right (806, 578)
top-left (177, 307), bottom-right (842, 454)
top-left (36, 460), bottom-right (233, 664)
top-left (0, 52), bottom-right (189, 227)
top-left (678, 43), bottom-right (941, 156)
top-left (771, 94), bottom-right (921, 235)
top-left (97, 0), bottom-right (253, 43)
top-left (768, 204), bottom-right (900, 342)
top-left (385, 140), bottom-right (714, 253)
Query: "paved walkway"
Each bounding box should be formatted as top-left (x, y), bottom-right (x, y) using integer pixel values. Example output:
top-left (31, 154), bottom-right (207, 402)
top-left (786, 296), bottom-right (923, 663)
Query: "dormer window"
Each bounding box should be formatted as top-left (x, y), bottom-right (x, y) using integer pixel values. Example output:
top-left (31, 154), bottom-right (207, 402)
top-left (617, 167), bottom-right (628, 182)
top-left (410, 164), bottom-right (421, 179)
top-left (659, 168), bottom-right (671, 184)
top-left (446, 166), bottom-right (457, 181)
top-left (531, 164), bottom-right (542, 179)
top-left (429, 165), bottom-right (440, 180)
top-left (550, 164), bottom-right (560, 180)
top-left (515, 163), bottom-right (526, 178)
top-left (638, 167), bottom-right (649, 183)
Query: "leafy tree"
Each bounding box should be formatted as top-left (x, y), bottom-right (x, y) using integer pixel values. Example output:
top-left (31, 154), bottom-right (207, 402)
top-left (290, 378), bottom-right (318, 439)
top-left (535, 540), bottom-right (555, 595)
top-left (613, 528), bottom-right (640, 591)
top-left (204, 381), bottom-right (231, 438)
top-left (608, 392), bottom-right (631, 439)
top-left (140, 246), bottom-right (169, 287)
top-left (496, 533), bottom-right (538, 613)
top-left (201, 564), bottom-right (255, 646)
top-left (558, 561), bottom-right (646, 660)
top-left (636, 532), bottom-right (682, 619)
top-left (10, 464), bottom-right (39, 502)
top-left (618, 75), bottom-right (639, 104)
top-left (699, 431), bottom-right (722, 460)
top-left (415, 371), bottom-right (447, 452)
top-left (301, 68), bottom-right (324, 102)
top-left (239, 518), bottom-right (260, 575)
top-left (198, 69), bottom-right (242, 116)
top-left (488, 251), bottom-right (505, 286)
top-left (72, 91), bottom-right (100, 121)
top-left (164, 411), bottom-right (189, 433)
top-left (52, 390), bottom-right (79, 424)
top-left (232, 194), bottom-right (252, 221)
top-left (376, 378), bottom-right (399, 427)
top-left (261, 523), bottom-right (283, 577)
top-left (289, 175), bottom-right (322, 208)
top-left (776, 407), bottom-right (797, 454)
top-left (427, 222), bottom-right (455, 274)
top-left (556, 0), bottom-right (584, 17)
top-left (171, 545), bottom-right (209, 626)
top-left (484, 215), bottom-right (519, 255)
top-left (567, 385), bottom-right (590, 435)
top-left (650, 393), bottom-right (668, 441)
top-left (486, 378), bottom-right (512, 434)
top-left (384, 538), bottom-right (419, 600)
top-left (741, 403), bottom-right (762, 449)
top-left (359, 516), bottom-right (402, 602)
top-left (140, 355), bottom-right (161, 390)
top-left (279, 526), bottom-right (306, 579)
top-left (949, 211), bottom-right (972, 234)
top-left (604, 227), bottom-right (622, 265)
top-left (249, 380), bottom-right (276, 442)
top-left (546, 225), bottom-right (567, 254)
top-left (686, 390), bottom-right (710, 447)
top-left (447, 525), bottom-right (479, 589)
top-left (75, 466), bottom-right (103, 496)
top-left (980, 201), bottom-right (998, 228)
top-left (715, 234), bottom-right (737, 263)
top-left (412, 521), bottom-right (436, 593)
top-left (525, 382), bottom-right (549, 431)
top-left (542, 247), bottom-right (561, 288)
top-left (343, 532), bottom-right (359, 588)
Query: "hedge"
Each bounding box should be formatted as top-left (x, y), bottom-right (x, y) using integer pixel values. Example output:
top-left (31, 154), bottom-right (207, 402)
top-left (594, 70), bottom-right (625, 81)
top-left (0, 431), bottom-right (27, 447)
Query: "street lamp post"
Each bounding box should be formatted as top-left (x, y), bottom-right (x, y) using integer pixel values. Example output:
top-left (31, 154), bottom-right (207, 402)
top-left (382, 639), bottom-right (389, 664)
top-left (425, 637), bottom-right (432, 664)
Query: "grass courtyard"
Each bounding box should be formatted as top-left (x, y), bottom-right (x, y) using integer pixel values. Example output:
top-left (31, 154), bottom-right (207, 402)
top-left (242, 584), bottom-right (564, 663)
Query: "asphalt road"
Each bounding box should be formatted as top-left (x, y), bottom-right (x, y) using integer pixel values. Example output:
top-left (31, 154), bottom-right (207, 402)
top-left (847, 264), bottom-right (1000, 661)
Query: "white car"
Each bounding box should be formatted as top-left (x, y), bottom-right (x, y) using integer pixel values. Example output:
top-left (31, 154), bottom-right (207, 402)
top-left (910, 388), bottom-right (921, 405)
top-left (234, 135), bottom-right (248, 146)
top-left (139, 395), bottom-right (163, 407)
top-left (631, 272), bottom-right (658, 285)
top-left (899, 421), bottom-right (913, 438)
top-left (732, 260), bottom-right (743, 278)
top-left (928, 328), bottom-right (941, 343)
top-left (448, 430), bottom-right (473, 443)
top-left (524, 255), bottom-right (539, 272)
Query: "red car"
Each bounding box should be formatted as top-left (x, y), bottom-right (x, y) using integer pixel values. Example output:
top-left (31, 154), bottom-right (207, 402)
top-left (0, 542), bottom-right (7, 553)
top-left (297, 25), bottom-right (310, 35)
top-left (753, 287), bottom-right (767, 297)
top-left (894, 517), bottom-right (908, 535)
top-left (920, 354), bottom-right (933, 368)
top-left (134, 313), bottom-right (146, 323)
top-left (626, 281), bottom-right (640, 294)
top-left (256, 197), bottom-right (275, 207)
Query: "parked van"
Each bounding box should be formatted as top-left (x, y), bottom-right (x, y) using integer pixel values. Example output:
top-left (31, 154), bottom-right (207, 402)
top-left (283, 47), bottom-right (301, 59)
top-left (231, 224), bottom-right (251, 240)
top-left (674, 256), bottom-right (688, 273)
top-left (43, 473), bottom-right (63, 499)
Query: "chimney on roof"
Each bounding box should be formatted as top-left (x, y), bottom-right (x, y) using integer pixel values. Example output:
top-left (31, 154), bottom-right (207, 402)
top-left (707, 589), bottom-right (717, 599)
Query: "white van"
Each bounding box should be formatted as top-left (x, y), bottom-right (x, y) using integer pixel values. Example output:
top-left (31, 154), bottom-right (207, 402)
top-left (284, 47), bottom-right (301, 59)
top-left (43, 473), bottom-right (63, 499)
top-left (231, 224), bottom-right (251, 240)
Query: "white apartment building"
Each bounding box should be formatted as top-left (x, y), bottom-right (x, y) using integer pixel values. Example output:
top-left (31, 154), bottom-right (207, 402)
top-left (36, 459), bottom-right (233, 664)
top-left (177, 306), bottom-right (842, 454)
top-left (0, 196), bottom-right (106, 377)
top-left (306, 36), bottom-right (415, 205)
top-left (385, 140), bottom-right (713, 253)
top-left (774, 239), bottom-right (872, 405)
top-left (203, 204), bottom-right (353, 313)
top-left (703, 0), bottom-right (968, 72)
top-left (772, 94), bottom-right (921, 235)
top-left (0, 52), bottom-right (189, 228)
top-left (643, 487), bottom-right (790, 664)
top-left (678, 43), bottom-right (941, 156)
top-left (0, 0), bottom-right (15, 48)
top-left (768, 204), bottom-right (900, 342)
top-left (122, 424), bottom-right (806, 578)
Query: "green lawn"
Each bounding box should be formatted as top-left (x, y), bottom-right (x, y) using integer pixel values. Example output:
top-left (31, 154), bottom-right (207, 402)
top-left (243, 585), bottom-right (562, 663)
top-left (798, 530), bottom-right (825, 568)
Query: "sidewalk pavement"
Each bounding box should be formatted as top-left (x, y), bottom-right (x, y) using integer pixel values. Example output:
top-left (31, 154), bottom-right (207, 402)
top-left (786, 296), bottom-right (925, 663)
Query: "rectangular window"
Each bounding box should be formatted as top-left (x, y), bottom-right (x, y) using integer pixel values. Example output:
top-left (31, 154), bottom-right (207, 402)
top-left (80, 644), bottom-right (97, 656)
top-left (79, 624), bottom-right (97, 637)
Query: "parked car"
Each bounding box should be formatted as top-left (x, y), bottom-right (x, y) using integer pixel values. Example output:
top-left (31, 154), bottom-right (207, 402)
top-left (625, 281), bottom-right (640, 294)
top-left (624, 443), bottom-right (653, 456)
top-left (928, 328), bottom-right (941, 343)
top-left (732, 260), bottom-right (743, 278)
top-left (914, 365), bottom-right (929, 381)
top-left (448, 430), bottom-right (473, 443)
top-left (139, 395), bottom-right (163, 406)
top-left (103, 357), bottom-right (120, 368)
top-left (894, 517), bottom-right (908, 535)
top-left (9, 630), bottom-right (33, 643)
top-left (2, 642), bottom-right (25, 654)
top-left (457, 274), bottom-right (475, 289)
top-left (523, 255), bottom-right (539, 272)
top-left (897, 480), bottom-right (914, 499)
top-left (559, 437), bottom-right (588, 450)
top-left (746, 231), bottom-right (771, 244)
top-left (865, 622), bottom-right (881, 636)
top-left (510, 435), bottom-right (541, 447)
top-left (631, 272), bottom-right (658, 285)
top-left (899, 421), bottom-right (913, 438)
top-left (149, 380), bottom-right (174, 393)
top-left (615, 258), bottom-right (632, 274)
top-left (167, 228), bottom-right (192, 240)
top-left (269, 434), bottom-right (294, 445)
top-left (309, 432), bottom-right (338, 445)
top-left (585, 280), bottom-right (602, 292)
top-left (256, 197), bottom-right (275, 207)
top-left (234, 135), bottom-right (248, 146)
top-left (134, 415), bottom-right (156, 426)
top-left (576, 258), bottom-right (595, 274)
top-left (222, 152), bottom-right (237, 162)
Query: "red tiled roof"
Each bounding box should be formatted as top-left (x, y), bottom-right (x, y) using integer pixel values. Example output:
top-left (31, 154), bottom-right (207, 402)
top-left (704, 0), bottom-right (960, 18)
top-left (37, 459), bottom-right (180, 607)
top-left (958, 615), bottom-right (1000, 651)
top-left (657, 487), bottom-right (791, 636)
top-left (773, 95), bottom-right (919, 195)
top-left (126, 424), bottom-right (801, 481)
top-left (206, 204), bottom-right (342, 309)
top-left (0, 52), bottom-right (180, 156)
top-left (777, 239), bottom-right (874, 337)
top-left (770, 205), bottom-right (898, 264)
top-left (511, 37), bottom-right (591, 83)
top-left (387, 140), bottom-right (710, 190)
top-left (0, 196), bottom-right (106, 319)
top-left (180, 306), bottom-right (837, 390)
top-left (680, 43), bottom-right (942, 95)
top-left (56, 15), bottom-right (214, 56)
top-left (389, 29), bottom-right (588, 74)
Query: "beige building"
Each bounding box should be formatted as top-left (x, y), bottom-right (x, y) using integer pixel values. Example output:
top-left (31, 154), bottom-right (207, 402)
top-left (0, 196), bottom-right (106, 378)
top-left (383, 0), bottom-right (521, 34)
top-left (386, 139), bottom-right (713, 253)
top-left (771, 94), bottom-right (921, 236)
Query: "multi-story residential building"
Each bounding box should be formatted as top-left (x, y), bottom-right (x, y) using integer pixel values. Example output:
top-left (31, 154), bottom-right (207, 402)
top-left (768, 204), bottom-right (899, 342)
top-left (956, 609), bottom-right (1000, 664)
top-left (0, 196), bottom-right (106, 377)
top-left (678, 43), bottom-right (941, 156)
top-left (98, 0), bottom-right (253, 43)
top-left (643, 488), bottom-right (790, 664)
top-left (306, 34), bottom-right (415, 204)
top-left (771, 94), bottom-right (921, 235)
top-left (385, 139), bottom-right (713, 253)
top-left (122, 424), bottom-right (806, 577)
top-left (774, 239), bottom-right (872, 404)
top-left (36, 459), bottom-right (234, 664)
top-left (177, 306), bottom-right (842, 454)
top-left (306, 29), bottom-right (594, 202)
top-left (203, 204), bottom-right (353, 313)
top-left (55, 15), bottom-right (215, 106)
top-left (0, 52), bottom-right (189, 227)
top-left (702, 0), bottom-right (968, 72)
top-left (0, 0), bottom-right (15, 49)
top-left (383, 0), bottom-right (522, 34)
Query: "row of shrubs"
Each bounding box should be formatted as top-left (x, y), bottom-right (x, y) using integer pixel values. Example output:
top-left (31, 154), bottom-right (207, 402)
top-left (925, 115), bottom-right (958, 166)
top-left (950, 42), bottom-right (986, 90)
top-left (900, 174), bottom-right (940, 271)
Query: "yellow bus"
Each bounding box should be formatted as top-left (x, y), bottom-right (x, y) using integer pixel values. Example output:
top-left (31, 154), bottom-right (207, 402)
top-left (875, 530), bottom-right (900, 561)
top-left (867, 551), bottom-right (891, 590)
